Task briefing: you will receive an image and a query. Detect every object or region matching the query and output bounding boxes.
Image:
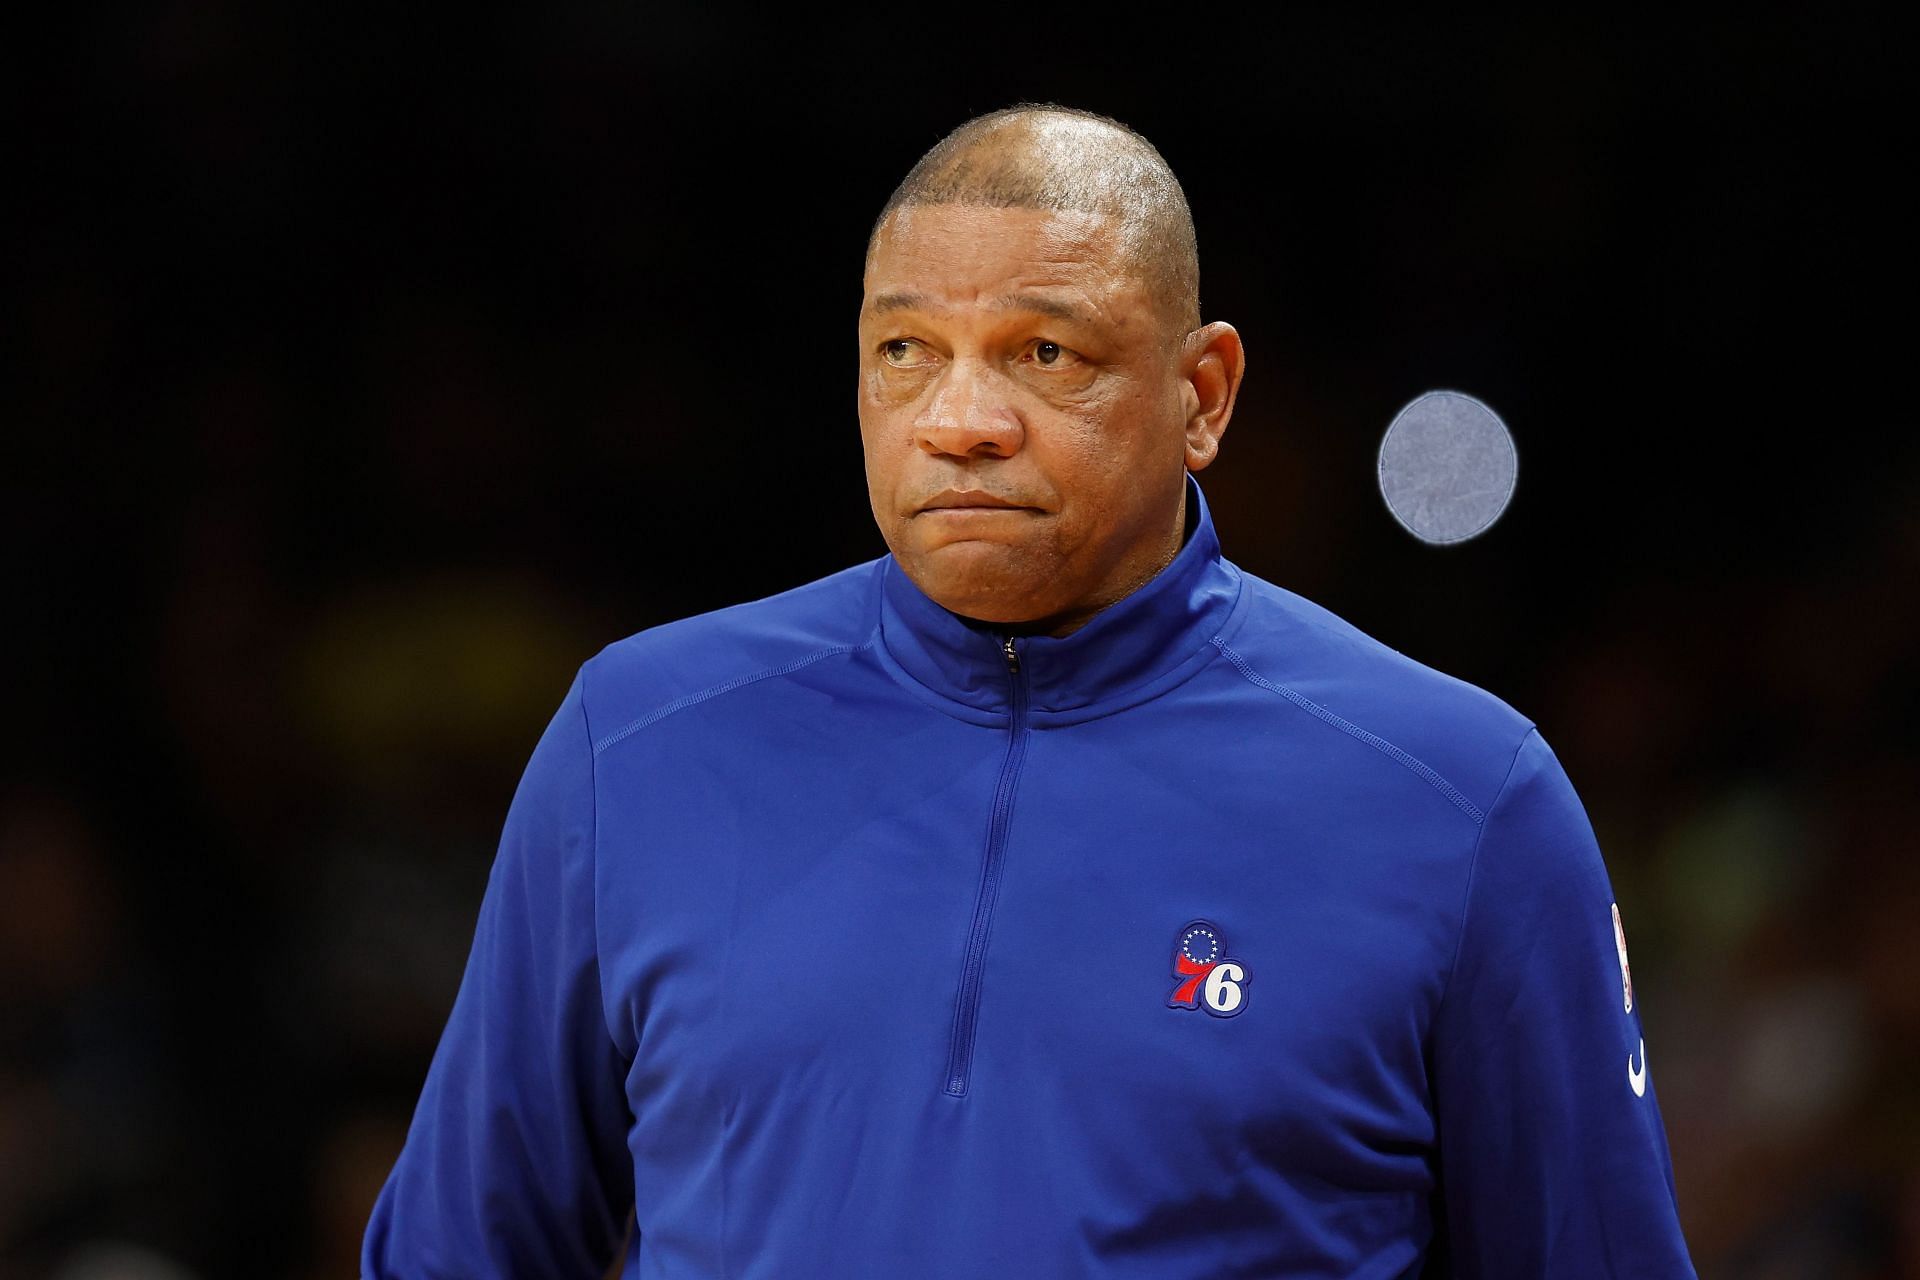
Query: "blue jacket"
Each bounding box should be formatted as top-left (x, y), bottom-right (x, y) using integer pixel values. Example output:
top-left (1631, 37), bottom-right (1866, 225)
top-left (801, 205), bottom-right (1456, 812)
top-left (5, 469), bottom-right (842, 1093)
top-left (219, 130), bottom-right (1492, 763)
top-left (363, 473), bottom-right (1695, 1278)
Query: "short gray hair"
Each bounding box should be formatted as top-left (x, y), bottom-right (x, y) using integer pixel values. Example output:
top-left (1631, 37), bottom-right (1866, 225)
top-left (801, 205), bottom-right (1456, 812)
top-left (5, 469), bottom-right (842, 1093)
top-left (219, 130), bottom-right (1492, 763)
top-left (868, 104), bottom-right (1202, 333)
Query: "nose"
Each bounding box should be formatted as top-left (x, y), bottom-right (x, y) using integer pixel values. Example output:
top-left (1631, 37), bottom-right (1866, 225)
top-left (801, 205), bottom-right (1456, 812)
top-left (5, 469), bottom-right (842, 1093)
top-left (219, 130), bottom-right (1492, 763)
top-left (913, 358), bottom-right (1025, 459)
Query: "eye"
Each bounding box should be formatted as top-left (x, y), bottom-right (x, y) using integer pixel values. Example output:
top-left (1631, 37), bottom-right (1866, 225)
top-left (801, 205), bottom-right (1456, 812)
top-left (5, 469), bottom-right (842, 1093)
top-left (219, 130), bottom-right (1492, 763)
top-left (881, 338), bottom-right (931, 368)
top-left (1025, 339), bottom-right (1081, 369)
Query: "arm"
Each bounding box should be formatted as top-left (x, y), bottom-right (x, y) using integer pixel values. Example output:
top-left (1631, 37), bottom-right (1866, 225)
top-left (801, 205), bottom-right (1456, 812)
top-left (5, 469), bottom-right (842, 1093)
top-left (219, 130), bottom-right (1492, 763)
top-left (1429, 727), bottom-right (1695, 1278)
top-left (363, 667), bottom-right (635, 1279)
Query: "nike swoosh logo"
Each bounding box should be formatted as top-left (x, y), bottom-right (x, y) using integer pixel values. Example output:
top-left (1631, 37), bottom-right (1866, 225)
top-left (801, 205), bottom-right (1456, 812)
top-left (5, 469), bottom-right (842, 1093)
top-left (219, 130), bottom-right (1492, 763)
top-left (1627, 1037), bottom-right (1647, 1097)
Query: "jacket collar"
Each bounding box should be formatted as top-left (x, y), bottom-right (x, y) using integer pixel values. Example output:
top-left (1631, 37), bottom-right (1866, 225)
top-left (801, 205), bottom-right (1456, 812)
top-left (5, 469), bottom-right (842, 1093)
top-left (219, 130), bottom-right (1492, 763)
top-left (875, 472), bottom-right (1245, 726)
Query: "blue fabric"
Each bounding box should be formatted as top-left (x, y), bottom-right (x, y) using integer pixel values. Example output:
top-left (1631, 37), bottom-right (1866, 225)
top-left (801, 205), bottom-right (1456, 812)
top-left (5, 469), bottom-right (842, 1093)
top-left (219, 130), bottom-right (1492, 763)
top-left (363, 473), bottom-right (1696, 1278)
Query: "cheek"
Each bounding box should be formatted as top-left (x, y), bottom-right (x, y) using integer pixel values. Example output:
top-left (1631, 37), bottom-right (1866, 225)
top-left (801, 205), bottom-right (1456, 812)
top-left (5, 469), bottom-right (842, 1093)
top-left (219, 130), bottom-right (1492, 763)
top-left (1041, 421), bottom-right (1114, 485)
top-left (864, 366), bottom-right (927, 415)
top-left (857, 401), bottom-right (913, 511)
top-left (1047, 384), bottom-right (1176, 482)
top-left (858, 377), bottom-right (908, 450)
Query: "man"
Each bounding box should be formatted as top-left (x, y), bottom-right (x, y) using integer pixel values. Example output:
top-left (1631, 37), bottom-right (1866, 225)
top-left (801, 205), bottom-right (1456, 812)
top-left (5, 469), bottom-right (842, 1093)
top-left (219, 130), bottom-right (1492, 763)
top-left (364, 105), bottom-right (1696, 1278)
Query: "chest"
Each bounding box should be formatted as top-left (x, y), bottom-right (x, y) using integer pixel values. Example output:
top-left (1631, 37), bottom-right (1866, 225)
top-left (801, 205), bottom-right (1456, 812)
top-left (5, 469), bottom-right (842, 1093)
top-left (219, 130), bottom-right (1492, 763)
top-left (592, 684), bottom-right (1470, 1188)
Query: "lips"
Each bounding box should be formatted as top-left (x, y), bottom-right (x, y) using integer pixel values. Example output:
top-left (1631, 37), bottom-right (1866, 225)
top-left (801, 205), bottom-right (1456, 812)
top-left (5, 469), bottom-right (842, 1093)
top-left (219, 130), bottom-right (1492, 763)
top-left (916, 488), bottom-right (1039, 513)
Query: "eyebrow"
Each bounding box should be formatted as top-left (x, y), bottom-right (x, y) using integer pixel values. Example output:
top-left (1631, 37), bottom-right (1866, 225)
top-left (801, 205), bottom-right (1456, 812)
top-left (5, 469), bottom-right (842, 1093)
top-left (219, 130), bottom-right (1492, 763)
top-left (867, 291), bottom-right (929, 316)
top-left (997, 293), bottom-right (1086, 323)
top-left (864, 291), bottom-right (1089, 324)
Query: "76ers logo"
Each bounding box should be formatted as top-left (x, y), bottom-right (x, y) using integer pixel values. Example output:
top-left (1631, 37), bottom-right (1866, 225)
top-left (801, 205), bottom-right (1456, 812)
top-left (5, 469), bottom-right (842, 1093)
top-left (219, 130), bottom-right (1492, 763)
top-left (1167, 919), bottom-right (1250, 1017)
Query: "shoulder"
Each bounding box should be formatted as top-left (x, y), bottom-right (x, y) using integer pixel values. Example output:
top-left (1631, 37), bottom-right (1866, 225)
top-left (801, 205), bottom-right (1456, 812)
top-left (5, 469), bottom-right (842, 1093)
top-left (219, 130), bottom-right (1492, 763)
top-left (1215, 562), bottom-right (1538, 823)
top-left (575, 556), bottom-right (887, 752)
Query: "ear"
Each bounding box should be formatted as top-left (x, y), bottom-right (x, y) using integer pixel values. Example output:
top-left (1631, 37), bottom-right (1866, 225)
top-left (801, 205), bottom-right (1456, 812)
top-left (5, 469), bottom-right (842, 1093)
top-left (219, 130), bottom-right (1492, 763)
top-left (1178, 322), bottom-right (1245, 472)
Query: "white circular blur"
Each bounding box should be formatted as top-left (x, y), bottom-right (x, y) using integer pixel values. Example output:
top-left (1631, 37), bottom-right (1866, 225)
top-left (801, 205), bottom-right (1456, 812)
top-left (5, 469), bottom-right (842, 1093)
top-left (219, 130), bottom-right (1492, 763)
top-left (1377, 390), bottom-right (1518, 545)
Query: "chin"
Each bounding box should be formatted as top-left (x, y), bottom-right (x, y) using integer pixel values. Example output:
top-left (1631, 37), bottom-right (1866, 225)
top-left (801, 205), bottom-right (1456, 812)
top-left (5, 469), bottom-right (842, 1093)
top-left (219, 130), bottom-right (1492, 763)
top-left (899, 541), bottom-right (1057, 623)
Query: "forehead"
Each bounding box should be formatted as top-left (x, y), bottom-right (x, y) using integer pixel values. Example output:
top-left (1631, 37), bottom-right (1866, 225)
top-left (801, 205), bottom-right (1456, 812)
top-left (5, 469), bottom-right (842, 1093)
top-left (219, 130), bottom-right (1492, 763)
top-left (863, 204), bottom-right (1151, 320)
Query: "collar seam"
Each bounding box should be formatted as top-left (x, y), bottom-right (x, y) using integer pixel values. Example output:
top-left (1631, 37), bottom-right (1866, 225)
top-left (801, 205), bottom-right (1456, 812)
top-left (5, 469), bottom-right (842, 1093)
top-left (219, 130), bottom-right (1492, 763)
top-left (592, 635), bottom-right (879, 756)
top-left (1211, 636), bottom-right (1484, 823)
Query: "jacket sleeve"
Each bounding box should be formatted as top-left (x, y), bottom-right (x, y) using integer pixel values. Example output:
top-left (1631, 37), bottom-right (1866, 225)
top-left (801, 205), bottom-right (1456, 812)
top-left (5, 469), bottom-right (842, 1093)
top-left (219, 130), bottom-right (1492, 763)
top-left (1429, 726), bottom-right (1696, 1278)
top-left (363, 667), bottom-right (635, 1279)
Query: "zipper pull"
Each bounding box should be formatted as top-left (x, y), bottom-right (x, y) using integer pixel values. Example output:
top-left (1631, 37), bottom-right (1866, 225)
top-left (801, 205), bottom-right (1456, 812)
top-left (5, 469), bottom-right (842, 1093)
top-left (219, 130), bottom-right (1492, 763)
top-left (1001, 632), bottom-right (1020, 674)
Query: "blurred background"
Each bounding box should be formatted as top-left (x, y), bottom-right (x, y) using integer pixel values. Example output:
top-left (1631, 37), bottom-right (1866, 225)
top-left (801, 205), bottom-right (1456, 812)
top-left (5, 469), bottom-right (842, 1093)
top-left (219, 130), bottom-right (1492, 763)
top-left (5, 8), bottom-right (1913, 1278)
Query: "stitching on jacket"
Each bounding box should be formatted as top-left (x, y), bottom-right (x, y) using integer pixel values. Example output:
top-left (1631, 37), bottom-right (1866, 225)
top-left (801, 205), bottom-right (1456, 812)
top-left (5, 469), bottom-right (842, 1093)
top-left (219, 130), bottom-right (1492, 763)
top-left (591, 639), bottom-right (871, 756)
top-left (1210, 638), bottom-right (1486, 824)
top-left (575, 664), bottom-right (626, 1054)
top-left (1434, 725), bottom-right (1535, 1020)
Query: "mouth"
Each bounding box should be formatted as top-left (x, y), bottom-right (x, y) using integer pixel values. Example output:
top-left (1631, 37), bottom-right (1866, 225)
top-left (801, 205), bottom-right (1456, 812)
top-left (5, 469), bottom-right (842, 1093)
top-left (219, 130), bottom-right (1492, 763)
top-left (914, 489), bottom-right (1042, 514)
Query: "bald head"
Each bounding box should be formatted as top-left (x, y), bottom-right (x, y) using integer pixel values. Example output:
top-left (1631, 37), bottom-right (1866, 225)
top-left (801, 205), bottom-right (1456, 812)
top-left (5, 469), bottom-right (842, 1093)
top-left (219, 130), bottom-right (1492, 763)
top-left (868, 105), bottom-right (1202, 335)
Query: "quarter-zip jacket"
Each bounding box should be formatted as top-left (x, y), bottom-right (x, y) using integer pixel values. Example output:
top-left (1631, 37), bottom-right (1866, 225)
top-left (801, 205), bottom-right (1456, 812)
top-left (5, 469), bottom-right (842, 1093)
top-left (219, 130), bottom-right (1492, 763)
top-left (363, 473), bottom-right (1697, 1279)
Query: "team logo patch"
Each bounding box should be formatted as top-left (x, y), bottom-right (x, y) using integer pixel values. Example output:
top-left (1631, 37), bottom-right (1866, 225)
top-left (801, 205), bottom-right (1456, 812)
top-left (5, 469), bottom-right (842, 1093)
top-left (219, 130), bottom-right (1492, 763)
top-left (1167, 918), bottom-right (1250, 1017)
top-left (1612, 902), bottom-right (1634, 1014)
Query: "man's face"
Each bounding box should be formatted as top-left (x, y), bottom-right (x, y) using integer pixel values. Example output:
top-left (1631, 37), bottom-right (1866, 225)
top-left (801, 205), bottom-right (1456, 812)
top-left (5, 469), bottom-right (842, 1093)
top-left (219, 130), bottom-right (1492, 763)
top-left (859, 203), bottom-right (1195, 632)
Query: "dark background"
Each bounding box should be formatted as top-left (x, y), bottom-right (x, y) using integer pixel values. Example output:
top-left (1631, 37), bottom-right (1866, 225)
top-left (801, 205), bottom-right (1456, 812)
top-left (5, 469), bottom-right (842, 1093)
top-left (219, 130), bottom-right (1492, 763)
top-left (6, 10), bottom-right (1914, 1278)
